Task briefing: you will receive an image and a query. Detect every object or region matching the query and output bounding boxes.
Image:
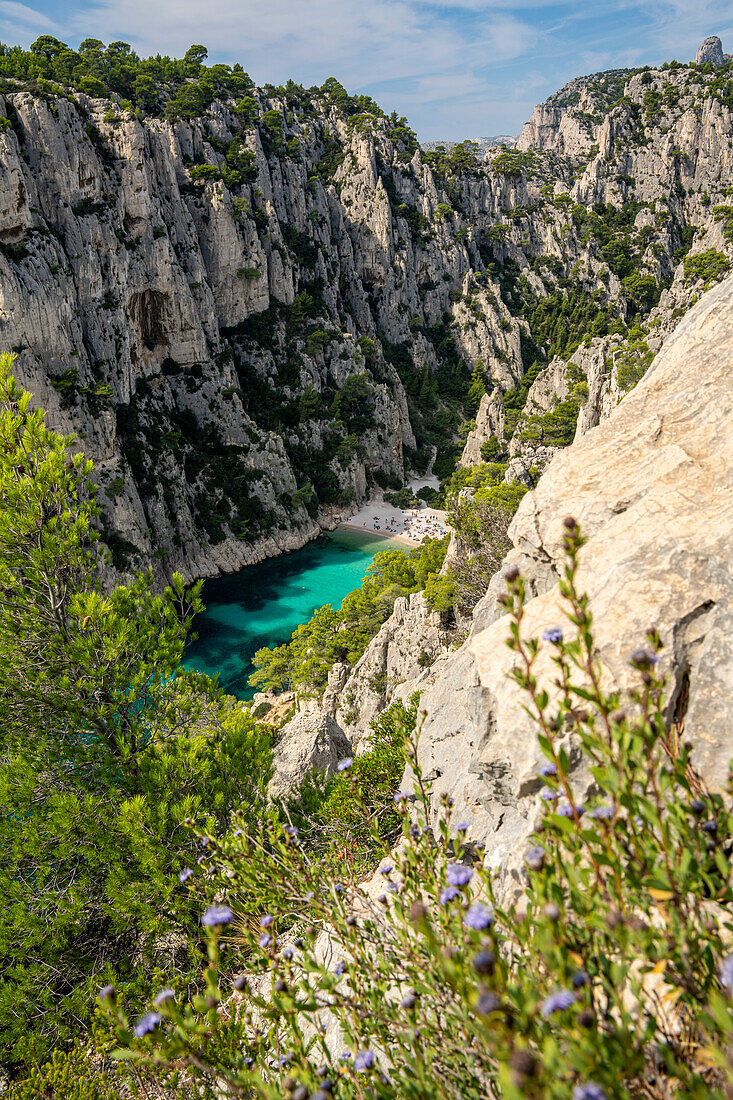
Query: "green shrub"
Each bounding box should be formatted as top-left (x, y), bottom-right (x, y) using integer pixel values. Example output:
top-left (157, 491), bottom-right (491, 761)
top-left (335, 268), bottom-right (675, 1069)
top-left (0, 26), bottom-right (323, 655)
top-left (0, 355), bottom-right (272, 1071)
top-left (684, 248), bottom-right (730, 287)
top-left (103, 521), bottom-right (733, 1100)
top-left (188, 163), bottom-right (219, 183)
top-left (284, 695), bottom-right (418, 873)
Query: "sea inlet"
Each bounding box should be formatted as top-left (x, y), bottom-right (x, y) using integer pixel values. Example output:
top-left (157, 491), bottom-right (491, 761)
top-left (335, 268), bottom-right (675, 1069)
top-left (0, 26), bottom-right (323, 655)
top-left (184, 528), bottom-right (394, 698)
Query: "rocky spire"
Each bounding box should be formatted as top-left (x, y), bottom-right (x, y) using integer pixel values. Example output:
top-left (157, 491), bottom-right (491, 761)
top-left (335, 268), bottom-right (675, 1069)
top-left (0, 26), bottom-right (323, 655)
top-left (696, 35), bottom-right (724, 66)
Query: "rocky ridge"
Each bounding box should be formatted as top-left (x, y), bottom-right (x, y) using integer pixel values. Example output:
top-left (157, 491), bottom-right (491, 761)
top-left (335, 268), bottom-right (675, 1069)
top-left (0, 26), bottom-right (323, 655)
top-left (3, 42), bottom-right (733, 583)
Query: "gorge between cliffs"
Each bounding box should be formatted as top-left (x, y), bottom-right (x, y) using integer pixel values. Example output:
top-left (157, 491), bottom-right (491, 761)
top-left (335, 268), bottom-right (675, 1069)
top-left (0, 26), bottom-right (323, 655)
top-left (1, 28), bottom-right (733, 1100)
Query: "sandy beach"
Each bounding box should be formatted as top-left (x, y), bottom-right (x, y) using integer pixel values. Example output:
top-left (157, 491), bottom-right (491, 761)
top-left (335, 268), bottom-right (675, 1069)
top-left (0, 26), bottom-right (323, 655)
top-left (338, 474), bottom-right (451, 548)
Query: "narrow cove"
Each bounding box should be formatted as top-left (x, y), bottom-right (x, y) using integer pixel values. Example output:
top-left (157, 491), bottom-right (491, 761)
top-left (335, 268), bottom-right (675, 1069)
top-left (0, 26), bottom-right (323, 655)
top-left (184, 528), bottom-right (396, 698)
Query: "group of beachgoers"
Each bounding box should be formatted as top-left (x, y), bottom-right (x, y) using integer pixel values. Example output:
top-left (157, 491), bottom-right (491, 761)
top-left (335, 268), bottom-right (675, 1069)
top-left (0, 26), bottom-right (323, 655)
top-left (357, 509), bottom-right (449, 543)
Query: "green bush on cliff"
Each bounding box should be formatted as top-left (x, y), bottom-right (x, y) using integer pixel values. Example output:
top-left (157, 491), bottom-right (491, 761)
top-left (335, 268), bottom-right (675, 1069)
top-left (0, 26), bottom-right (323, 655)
top-left (0, 355), bottom-right (272, 1071)
top-left (100, 520), bottom-right (733, 1100)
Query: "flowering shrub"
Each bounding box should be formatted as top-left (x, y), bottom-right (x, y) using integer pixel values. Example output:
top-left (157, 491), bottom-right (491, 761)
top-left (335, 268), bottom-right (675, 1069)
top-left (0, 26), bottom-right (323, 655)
top-left (99, 519), bottom-right (733, 1099)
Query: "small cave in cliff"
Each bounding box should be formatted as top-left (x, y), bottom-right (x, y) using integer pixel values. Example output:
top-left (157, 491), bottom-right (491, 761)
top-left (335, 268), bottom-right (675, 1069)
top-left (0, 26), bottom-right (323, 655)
top-left (128, 289), bottom-right (169, 350)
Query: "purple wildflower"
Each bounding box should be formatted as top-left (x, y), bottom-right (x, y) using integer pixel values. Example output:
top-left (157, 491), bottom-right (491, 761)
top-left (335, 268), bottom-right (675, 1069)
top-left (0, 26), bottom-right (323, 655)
top-left (463, 903), bottom-right (494, 931)
top-left (719, 954), bottom-right (733, 992)
top-left (97, 984), bottom-right (115, 1002)
top-left (337, 757), bottom-right (353, 772)
top-left (133, 1012), bottom-right (161, 1038)
top-left (380, 864), bottom-right (393, 876)
top-left (201, 904), bottom-right (235, 927)
top-left (540, 787), bottom-right (556, 801)
top-left (259, 914), bottom-right (274, 928)
top-left (439, 886), bottom-right (461, 906)
top-left (281, 945), bottom-right (295, 960)
top-left (589, 805), bottom-right (614, 820)
top-left (334, 960), bottom-right (346, 976)
top-left (153, 988), bottom-right (175, 1008)
top-left (446, 863), bottom-right (473, 888)
top-left (339, 1052), bottom-right (352, 1062)
top-left (571, 970), bottom-right (589, 988)
top-left (573, 1086), bottom-right (607, 1100)
top-left (178, 867), bottom-right (193, 883)
top-left (558, 803), bottom-right (585, 819)
top-left (541, 990), bottom-right (576, 1017)
top-left (259, 933), bottom-right (272, 949)
top-left (394, 790), bottom-right (414, 804)
top-left (542, 627), bottom-right (563, 644)
top-left (354, 1050), bottom-right (375, 1072)
top-left (538, 761), bottom-right (558, 777)
top-left (456, 821), bottom-right (470, 831)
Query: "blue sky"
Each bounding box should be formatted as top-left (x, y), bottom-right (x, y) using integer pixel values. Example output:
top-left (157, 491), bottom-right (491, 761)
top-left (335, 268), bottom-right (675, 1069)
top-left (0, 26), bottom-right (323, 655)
top-left (2, 0), bottom-right (733, 139)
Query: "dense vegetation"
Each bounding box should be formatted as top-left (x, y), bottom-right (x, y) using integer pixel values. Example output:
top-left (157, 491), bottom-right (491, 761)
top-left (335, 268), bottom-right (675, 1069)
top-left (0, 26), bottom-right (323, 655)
top-left (52, 524), bottom-right (733, 1100)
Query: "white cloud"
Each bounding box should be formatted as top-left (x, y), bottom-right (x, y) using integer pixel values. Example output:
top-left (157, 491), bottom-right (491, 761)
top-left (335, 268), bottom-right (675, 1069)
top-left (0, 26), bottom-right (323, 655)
top-left (0, 0), bottom-right (62, 33)
top-left (3, 0), bottom-right (733, 138)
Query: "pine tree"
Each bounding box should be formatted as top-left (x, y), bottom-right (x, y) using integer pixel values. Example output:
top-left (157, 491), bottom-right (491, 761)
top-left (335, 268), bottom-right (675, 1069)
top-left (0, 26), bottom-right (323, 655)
top-left (0, 356), bottom-right (271, 1068)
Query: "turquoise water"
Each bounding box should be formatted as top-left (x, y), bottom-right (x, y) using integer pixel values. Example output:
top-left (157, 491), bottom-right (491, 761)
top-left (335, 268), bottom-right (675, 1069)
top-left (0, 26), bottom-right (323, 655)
top-left (184, 529), bottom-right (396, 698)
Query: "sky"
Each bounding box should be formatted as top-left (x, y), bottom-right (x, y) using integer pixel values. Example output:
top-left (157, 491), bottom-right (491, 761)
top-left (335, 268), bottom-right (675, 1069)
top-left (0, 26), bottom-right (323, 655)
top-left (2, 0), bottom-right (733, 140)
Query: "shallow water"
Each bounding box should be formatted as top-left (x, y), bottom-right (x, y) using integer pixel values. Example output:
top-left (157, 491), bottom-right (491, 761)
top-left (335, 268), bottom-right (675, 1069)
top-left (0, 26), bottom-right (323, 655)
top-left (184, 529), bottom-right (397, 698)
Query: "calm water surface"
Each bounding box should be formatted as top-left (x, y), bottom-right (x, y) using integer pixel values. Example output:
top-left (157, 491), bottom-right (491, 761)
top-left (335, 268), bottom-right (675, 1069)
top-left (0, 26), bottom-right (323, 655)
top-left (184, 529), bottom-right (395, 698)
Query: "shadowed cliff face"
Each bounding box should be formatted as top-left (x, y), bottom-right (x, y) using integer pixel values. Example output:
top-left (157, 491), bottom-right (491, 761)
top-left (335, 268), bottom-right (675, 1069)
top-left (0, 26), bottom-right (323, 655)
top-left (1, 52), bottom-right (732, 582)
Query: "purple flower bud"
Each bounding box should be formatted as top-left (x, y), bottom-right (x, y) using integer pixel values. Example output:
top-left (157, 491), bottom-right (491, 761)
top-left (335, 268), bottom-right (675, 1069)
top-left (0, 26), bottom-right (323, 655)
top-left (445, 863), bottom-right (473, 888)
top-left (476, 991), bottom-right (500, 1015)
top-left (538, 761), bottom-right (557, 777)
top-left (542, 627), bottom-right (563, 644)
top-left (589, 805), bottom-right (614, 820)
top-left (540, 787), bottom-right (556, 801)
top-left (97, 984), bottom-right (116, 1003)
top-left (334, 960), bottom-right (346, 976)
top-left (281, 945), bottom-right (295, 960)
top-left (463, 903), bottom-right (494, 930)
top-left (439, 886), bottom-right (461, 905)
top-left (354, 1049), bottom-right (375, 1072)
top-left (719, 953), bottom-right (733, 992)
top-left (133, 1012), bottom-right (161, 1037)
top-left (259, 933), bottom-right (272, 948)
top-left (456, 821), bottom-right (470, 831)
top-left (525, 845), bottom-right (546, 872)
top-left (259, 914), bottom-right (274, 928)
top-left (178, 867), bottom-right (194, 883)
top-left (541, 989), bottom-right (576, 1016)
top-left (232, 827), bottom-right (243, 837)
top-left (201, 904), bottom-right (235, 927)
top-left (379, 864), bottom-right (393, 876)
top-left (573, 1086), bottom-right (607, 1100)
top-left (571, 969), bottom-right (589, 988)
top-left (337, 757), bottom-right (353, 772)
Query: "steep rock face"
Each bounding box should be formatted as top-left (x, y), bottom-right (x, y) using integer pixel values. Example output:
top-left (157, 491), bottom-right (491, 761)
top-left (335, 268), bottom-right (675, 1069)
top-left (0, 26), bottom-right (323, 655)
top-left (329, 592), bottom-right (451, 743)
top-left (414, 276), bottom-right (733, 899)
top-left (3, 45), bottom-right (733, 587)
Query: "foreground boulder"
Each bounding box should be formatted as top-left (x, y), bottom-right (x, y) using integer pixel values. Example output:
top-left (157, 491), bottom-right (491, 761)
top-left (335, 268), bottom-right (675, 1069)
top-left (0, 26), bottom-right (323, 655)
top-left (268, 711), bottom-right (352, 801)
top-left (415, 275), bottom-right (733, 898)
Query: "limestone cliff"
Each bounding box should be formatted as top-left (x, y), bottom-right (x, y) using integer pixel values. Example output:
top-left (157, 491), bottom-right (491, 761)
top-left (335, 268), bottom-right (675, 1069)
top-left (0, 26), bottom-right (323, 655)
top-left (3, 44), bottom-right (733, 582)
top-left (415, 274), bottom-right (733, 900)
